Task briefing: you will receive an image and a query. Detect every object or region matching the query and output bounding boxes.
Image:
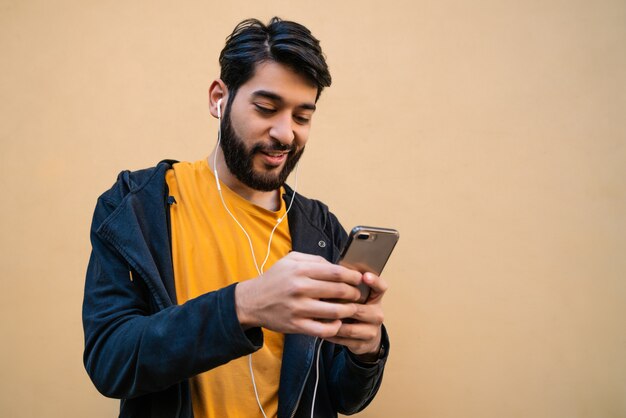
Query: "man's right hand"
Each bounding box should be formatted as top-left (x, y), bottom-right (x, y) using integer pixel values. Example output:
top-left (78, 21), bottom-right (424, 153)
top-left (234, 252), bottom-right (363, 339)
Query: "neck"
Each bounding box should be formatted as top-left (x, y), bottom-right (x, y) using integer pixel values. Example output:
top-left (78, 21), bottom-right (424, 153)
top-left (208, 150), bottom-right (281, 212)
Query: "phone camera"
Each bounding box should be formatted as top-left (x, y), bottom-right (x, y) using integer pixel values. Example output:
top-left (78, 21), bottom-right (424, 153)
top-left (357, 233), bottom-right (370, 240)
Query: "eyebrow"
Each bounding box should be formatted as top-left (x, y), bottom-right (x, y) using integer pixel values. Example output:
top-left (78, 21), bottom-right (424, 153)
top-left (252, 90), bottom-right (317, 111)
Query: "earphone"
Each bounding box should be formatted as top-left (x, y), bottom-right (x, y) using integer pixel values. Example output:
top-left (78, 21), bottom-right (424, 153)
top-left (212, 96), bottom-right (298, 271)
top-left (213, 96), bottom-right (326, 418)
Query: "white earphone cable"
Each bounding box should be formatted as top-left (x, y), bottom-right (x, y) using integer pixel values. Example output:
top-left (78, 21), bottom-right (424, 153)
top-left (310, 339), bottom-right (324, 418)
top-left (249, 353), bottom-right (269, 418)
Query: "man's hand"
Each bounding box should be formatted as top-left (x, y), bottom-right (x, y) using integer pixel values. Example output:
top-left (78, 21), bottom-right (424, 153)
top-left (324, 272), bottom-right (388, 360)
top-left (234, 252), bottom-right (363, 339)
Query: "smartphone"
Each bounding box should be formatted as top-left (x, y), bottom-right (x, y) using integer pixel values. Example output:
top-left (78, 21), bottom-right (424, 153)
top-left (338, 226), bottom-right (400, 303)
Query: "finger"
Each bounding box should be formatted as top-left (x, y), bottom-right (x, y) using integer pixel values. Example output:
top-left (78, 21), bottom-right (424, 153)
top-left (292, 279), bottom-right (361, 302)
top-left (297, 263), bottom-right (362, 286)
top-left (291, 299), bottom-right (358, 321)
top-left (335, 322), bottom-right (381, 341)
top-left (362, 273), bottom-right (388, 301)
top-left (291, 318), bottom-right (343, 339)
top-left (349, 303), bottom-right (385, 325)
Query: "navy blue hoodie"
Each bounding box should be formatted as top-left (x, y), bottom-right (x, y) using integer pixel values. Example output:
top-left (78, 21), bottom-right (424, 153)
top-left (83, 161), bottom-right (388, 417)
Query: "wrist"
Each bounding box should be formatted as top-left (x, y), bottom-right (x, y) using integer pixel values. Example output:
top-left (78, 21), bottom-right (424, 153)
top-left (234, 280), bottom-right (261, 329)
top-left (353, 340), bottom-right (386, 364)
top-left (351, 329), bottom-right (384, 362)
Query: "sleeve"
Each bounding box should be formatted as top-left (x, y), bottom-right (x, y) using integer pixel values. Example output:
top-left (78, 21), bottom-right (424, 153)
top-left (82, 194), bottom-right (263, 399)
top-left (328, 327), bottom-right (390, 414)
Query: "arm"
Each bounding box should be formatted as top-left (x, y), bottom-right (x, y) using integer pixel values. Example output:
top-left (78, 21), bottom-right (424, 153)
top-left (82, 197), bottom-right (263, 399)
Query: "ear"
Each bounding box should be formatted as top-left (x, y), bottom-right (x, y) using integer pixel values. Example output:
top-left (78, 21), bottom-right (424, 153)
top-left (208, 79), bottom-right (229, 119)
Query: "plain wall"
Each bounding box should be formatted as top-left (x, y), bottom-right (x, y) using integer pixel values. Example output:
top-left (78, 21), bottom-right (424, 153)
top-left (1, 0), bottom-right (625, 417)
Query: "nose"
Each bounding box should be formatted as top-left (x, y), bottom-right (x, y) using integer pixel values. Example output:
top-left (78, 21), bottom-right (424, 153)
top-left (269, 113), bottom-right (295, 145)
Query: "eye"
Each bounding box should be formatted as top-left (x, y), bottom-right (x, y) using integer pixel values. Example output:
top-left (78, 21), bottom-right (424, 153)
top-left (254, 103), bottom-right (275, 115)
top-left (294, 115), bottom-right (311, 125)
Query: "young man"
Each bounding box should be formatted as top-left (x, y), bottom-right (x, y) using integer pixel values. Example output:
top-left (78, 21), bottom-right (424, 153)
top-left (83, 18), bottom-right (389, 418)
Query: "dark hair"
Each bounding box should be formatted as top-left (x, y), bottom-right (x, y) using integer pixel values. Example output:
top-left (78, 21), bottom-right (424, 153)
top-left (219, 17), bottom-right (331, 101)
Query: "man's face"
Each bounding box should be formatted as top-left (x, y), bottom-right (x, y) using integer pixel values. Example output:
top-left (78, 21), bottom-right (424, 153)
top-left (220, 61), bottom-right (318, 192)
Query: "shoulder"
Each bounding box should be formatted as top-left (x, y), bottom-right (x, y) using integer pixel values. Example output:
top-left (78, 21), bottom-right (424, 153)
top-left (91, 160), bottom-right (178, 230)
top-left (98, 159), bottom-right (178, 207)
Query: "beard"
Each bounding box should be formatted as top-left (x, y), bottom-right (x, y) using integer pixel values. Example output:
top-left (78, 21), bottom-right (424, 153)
top-left (219, 111), bottom-right (304, 192)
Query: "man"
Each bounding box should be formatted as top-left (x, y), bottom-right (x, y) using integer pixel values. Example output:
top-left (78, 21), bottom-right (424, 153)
top-left (83, 17), bottom-right (389, 418)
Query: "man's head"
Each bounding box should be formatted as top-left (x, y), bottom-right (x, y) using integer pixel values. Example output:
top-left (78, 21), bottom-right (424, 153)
top-left (210, 18), bottom-right (331, 192)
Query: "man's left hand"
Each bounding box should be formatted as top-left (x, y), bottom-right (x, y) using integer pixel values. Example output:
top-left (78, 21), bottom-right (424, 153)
top-left (324, 272), bottom-right (387, 360)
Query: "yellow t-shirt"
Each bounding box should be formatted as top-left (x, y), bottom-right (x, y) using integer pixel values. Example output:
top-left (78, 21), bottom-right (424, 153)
top-left (166, 159), bottom-right (291, 418)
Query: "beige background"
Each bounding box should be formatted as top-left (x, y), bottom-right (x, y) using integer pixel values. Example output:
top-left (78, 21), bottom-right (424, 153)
top-left (1, 0), bottom-right (625, 417)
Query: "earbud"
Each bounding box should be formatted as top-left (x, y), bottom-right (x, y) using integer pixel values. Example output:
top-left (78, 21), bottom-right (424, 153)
top-left (217, 98), bottom-right (223, 119)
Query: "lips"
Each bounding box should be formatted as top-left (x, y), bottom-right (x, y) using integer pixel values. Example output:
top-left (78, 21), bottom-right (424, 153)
top-left (259, 150), bottom-right (288, 166)
top-left (264, 150), bottom-right (289, 157)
